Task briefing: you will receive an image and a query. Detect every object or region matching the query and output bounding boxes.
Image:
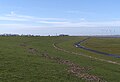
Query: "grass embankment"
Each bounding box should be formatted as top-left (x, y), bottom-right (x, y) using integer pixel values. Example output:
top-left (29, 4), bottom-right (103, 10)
top-left (82, 37), bottom-right (120, 55)
top-left (56, 36), bottom-right (120, 82)
top-left (0, 36), bottom-right (120, 82)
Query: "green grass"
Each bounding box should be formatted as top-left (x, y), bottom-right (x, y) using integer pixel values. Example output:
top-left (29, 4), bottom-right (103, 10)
top-left (82, 37), bottom-right (120, 55)
top-left (0, 36), bottom-right (120, 82)
top-left (57, 37), bottom-right (120, 62)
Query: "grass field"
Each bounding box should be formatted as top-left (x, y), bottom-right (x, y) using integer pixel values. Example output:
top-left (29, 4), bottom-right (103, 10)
top-left (0, 36), bottom-right (120, 82)
top-left (82, 37), bottom-right (120, 55)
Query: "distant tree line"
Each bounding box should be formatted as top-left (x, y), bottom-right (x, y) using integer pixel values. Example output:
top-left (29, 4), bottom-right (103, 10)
top-left (0, 34), bottom-right (40, 37)
top-left (0, 34), bottom-right (70, 37)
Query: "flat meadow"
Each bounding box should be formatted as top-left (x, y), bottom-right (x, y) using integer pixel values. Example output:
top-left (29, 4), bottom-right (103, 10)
top-left (0, 36), bottom-right (120, 82)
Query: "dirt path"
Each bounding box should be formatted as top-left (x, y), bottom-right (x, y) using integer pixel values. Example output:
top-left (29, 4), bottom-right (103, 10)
top-left (53, 43), bottom-right (120, 65)
top-left (41, 53), bottom-right (106, 82)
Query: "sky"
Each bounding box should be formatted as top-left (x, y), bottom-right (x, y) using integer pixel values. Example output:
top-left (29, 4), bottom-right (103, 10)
top-left (0, 0), bottom-right (120, 35)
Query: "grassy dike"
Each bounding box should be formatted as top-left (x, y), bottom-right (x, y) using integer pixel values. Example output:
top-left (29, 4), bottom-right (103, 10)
top-left (0, 36), bottom-right (120, 82)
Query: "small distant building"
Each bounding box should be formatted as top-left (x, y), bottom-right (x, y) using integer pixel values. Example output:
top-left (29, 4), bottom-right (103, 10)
top-left (59, 34), bottom-right (69, 36)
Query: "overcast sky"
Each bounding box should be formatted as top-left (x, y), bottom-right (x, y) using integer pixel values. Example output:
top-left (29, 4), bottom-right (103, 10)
top-left (0, 0), bottom-right (120, 35)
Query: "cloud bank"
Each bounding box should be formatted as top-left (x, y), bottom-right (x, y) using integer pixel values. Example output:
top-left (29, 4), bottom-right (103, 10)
top-left (0, 11), bottom-right (120, 28)
top-left (0, 12), bottom-right (120, 35)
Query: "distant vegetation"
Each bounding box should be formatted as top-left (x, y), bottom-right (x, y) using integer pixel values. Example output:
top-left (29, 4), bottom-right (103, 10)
top-left (0, 34), bottom-right (37, 36)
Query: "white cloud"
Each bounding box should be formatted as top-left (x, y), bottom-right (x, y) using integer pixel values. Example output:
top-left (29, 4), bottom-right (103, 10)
top-left (80, 18), bottom-right (86, 21)
top-left (6, 11), bottom-right (17, 16)
top-left (0, 11), bottom-right (67, 23)
top-left (37, 21), bottom-right (120, 27)
top-left (0, 16), bottom-right (28, 21)
top-left (0, 11), bottom-right (120, 28)
top-left (0, 23), bottom-right (48, 28)
top-left (38, 21), bottom-right (70, 24)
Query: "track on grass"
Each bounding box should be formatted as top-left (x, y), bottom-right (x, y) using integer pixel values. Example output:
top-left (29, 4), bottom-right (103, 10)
top-left (20, 42), bottom-right (106, 82)
top-left (53, 40), bottom-right (120, 65)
